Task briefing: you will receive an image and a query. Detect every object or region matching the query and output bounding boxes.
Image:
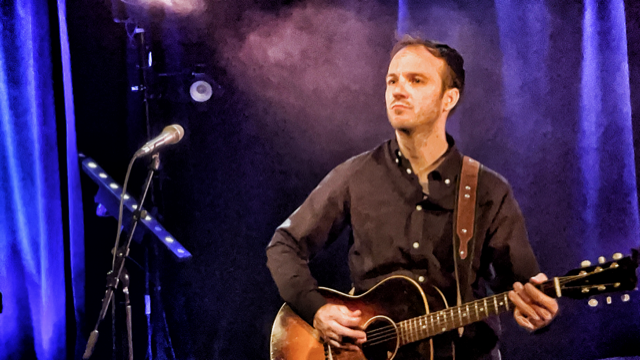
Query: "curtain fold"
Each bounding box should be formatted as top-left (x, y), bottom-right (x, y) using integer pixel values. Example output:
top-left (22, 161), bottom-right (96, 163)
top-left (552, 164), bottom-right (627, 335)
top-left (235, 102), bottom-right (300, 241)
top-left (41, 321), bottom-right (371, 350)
top-left (0, 0), bottom-right (83, 359)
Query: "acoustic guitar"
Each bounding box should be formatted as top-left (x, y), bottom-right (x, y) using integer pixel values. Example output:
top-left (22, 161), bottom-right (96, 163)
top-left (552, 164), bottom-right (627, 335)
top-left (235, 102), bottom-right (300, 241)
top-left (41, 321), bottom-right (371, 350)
top-left (270, 251), bottom-right (638, 360)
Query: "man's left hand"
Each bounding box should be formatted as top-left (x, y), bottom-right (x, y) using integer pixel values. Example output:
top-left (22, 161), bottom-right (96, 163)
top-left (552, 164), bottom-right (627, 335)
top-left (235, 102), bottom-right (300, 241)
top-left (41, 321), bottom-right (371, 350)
top-left (509, 273), bottom-right (558, 331)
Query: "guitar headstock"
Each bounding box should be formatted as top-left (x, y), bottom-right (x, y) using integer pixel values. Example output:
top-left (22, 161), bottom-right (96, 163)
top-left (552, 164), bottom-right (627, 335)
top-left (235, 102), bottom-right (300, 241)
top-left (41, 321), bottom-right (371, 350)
top-left (554, 249), bottom-right (638, 300)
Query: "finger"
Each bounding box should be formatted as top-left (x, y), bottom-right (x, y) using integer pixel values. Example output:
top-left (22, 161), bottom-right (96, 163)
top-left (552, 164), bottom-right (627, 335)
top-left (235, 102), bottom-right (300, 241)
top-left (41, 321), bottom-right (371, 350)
top-left (335, 315), bottom-right (363, 328)
top-left (513, 309), bottom-right (535, 331)
top-left (531, 305), bottom-right (553, 321)
top-left (340, 307), bottom-right (362, 317)
top-left (524, 283), bottom-right (559, 315)
top-left (333, 324), bottom-right (367, 341)
top-left (515, 287), bottom-right (534, 304)
top-left (530, 273), bottom-right (548, 284)
top-left (513, 282), bottom-right (524, 292)
top-left (346, 344), bottom-right (361, 351)
top-left (328, 339), bottom-right (342, 348)
top-left (513, 282), bottom-right (535, 306)
top-left (509, 290), bottom-right (540, 321)
top-left (530, 316), bottom-right (548, 329)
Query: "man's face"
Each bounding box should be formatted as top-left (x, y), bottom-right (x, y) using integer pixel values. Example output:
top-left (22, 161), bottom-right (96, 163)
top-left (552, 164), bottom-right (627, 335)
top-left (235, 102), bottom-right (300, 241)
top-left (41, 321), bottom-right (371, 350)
top-left (385, 45), bottom-right (450, 132)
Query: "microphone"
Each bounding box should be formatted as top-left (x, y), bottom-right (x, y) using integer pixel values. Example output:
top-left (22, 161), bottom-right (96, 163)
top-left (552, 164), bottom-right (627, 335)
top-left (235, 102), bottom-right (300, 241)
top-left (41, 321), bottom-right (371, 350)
top-left (134, 124), bottom-right (185, 157)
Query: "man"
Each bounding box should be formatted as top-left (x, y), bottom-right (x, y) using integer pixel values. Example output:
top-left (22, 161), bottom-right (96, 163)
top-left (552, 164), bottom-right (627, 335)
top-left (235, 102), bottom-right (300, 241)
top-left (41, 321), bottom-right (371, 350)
top-left (266, 36), bottom-right (558, 359)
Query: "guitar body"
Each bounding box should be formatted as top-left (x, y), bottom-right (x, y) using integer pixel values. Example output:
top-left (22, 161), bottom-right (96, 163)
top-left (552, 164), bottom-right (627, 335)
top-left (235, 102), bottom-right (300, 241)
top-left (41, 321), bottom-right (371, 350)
top-left (270, 275), bottom-right (447, 360)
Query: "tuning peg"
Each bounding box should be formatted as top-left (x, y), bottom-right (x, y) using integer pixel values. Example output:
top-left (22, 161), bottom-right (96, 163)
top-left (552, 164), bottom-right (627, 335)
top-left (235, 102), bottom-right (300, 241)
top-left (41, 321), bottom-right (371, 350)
top-left (613, 253), bottom-right (623, 260)
top-left (598, 256), bottom-right (606, 264)
top-left (588, 299), bottom-right (598, 307)
top-left (606, 296), bottom-right (612, 304)
top-left (581, 260), bottom-right (591, 267)
top-left (622, 294), bottom-right (631, 302)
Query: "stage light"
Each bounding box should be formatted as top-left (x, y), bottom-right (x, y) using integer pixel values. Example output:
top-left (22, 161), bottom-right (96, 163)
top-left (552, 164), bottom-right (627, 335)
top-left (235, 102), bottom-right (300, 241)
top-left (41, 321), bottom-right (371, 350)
top-left (190, 80), bottom-right (213, 102)
top-left (189, 72), bottom-right (223, 103)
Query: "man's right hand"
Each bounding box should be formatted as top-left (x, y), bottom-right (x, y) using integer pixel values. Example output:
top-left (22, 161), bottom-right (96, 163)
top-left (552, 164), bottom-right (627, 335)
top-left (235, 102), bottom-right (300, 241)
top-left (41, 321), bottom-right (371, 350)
top-left (313, 303), bottom-right (367, 350)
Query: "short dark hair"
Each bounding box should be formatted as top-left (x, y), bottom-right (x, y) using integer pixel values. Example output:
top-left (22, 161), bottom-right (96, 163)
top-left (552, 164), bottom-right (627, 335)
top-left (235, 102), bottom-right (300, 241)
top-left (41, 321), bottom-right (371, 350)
top-left (390, 35), bottom-right (465, 97)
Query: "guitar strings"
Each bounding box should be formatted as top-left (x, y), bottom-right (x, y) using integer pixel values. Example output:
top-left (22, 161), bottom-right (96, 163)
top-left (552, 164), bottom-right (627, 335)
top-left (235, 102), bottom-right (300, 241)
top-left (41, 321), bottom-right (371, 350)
top-left (362, 274), bottom-right (593, 346)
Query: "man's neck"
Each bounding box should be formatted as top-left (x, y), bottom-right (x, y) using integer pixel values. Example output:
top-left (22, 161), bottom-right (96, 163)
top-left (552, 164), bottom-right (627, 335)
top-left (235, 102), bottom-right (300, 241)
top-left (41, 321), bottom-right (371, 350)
top-left (395, 125), bottom-right (448, 178)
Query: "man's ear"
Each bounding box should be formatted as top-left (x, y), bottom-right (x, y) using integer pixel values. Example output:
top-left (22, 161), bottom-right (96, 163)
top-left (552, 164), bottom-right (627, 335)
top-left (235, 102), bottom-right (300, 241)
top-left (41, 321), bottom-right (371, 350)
top-left (443, 87), bottom-right (460, 112)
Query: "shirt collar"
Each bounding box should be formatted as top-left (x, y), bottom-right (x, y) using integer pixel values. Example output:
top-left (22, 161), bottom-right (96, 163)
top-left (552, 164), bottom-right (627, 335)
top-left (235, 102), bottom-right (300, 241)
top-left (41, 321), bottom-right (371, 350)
top-left (389, 134), bottom-right (462, 210)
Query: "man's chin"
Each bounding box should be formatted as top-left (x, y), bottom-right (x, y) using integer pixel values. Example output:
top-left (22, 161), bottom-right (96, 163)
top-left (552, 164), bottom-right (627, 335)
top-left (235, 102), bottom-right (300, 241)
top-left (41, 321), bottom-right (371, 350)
top-left (388, 117), bottom-right (416, 131)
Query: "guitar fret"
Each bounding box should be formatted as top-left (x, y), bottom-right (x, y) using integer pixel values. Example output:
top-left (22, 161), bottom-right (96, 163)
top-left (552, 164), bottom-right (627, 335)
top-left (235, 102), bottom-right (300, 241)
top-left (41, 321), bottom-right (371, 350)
top-left (484, 298), bottom-right (489, 317)
top-left (504, 293), bottom-right (509, 311)
top-left (411, 318), bottom-right (415, 342)
top-left (465, 303), bottom-right (470, 324)
top-left (412, 319), bottom-right (415, 341)
top-left (493, 296), bottom-right (499, 315)
top-left (474, 301), bottom-right (479, 321)
top-left (457, 306), bottom-right (462, 327)
top-left (406, 321), bottom-right (410, 343)
top-left (431, 312), bottom-right (435, 336)
top-left (410, 318), bottom-right (414, 342)
top-left (442, 310), bottom-right (447, 332)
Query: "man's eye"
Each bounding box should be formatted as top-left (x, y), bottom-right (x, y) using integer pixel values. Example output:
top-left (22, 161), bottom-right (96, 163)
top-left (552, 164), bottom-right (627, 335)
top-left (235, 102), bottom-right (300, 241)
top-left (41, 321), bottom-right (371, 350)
top-left (387, 79), bottom-right (396, 85)
top-left (413, 78), bottom-right (422, 83)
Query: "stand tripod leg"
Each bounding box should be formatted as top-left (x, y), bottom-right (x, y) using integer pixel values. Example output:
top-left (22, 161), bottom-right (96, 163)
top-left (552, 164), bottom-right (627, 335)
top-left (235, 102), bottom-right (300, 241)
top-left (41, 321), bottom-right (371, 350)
top-left (121, 268), bottom-right (134, 360)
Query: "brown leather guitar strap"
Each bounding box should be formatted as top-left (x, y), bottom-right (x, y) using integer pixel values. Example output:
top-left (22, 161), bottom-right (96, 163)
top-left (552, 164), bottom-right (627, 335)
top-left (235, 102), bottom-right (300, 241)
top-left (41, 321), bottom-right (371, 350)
top-left (456, 156), bottom-right (480, 260)
top-left (452, 156), bottom-right (480, 340)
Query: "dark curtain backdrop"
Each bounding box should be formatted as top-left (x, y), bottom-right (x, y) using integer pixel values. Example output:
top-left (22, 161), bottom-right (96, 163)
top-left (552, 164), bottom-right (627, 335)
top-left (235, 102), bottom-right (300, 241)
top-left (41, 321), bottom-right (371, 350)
top-left (0, 0), bottom-right (83, 360)
top-left (68, 0), bottom-right (640, 360)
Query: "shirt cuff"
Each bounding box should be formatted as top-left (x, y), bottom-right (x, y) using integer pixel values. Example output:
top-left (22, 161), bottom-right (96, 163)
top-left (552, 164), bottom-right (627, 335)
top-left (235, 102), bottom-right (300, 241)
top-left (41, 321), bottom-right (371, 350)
top-left (294, 290), bottom-right (328, 325)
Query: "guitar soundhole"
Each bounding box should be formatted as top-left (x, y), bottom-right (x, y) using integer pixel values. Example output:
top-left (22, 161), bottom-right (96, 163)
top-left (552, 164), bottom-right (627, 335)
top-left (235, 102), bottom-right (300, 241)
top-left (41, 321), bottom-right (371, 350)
top-left (362, 316), bottom-right (398, 360)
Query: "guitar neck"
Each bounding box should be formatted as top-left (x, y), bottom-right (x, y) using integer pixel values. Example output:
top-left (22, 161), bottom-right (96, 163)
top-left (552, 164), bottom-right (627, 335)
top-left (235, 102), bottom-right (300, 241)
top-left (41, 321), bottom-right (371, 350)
top-left (396, 279), bottom-right (558, 345)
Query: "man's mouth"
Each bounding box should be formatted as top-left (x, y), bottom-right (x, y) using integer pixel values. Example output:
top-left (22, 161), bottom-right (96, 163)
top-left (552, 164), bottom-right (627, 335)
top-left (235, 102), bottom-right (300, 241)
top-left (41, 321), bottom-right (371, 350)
top-left (391, 103), bottom-right (410, 110)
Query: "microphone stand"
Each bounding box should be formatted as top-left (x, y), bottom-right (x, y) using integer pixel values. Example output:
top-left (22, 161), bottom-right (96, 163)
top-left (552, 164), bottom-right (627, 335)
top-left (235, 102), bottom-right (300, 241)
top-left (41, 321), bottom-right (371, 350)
top-left (83, 153), bottom-right (161, 360)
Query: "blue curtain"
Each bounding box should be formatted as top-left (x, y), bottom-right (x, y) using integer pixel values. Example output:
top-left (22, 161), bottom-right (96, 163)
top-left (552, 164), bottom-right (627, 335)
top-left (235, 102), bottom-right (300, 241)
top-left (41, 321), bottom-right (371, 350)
top-left (0, 0), bottom-right (83, 359)
top-left (399, 0), bottom-right (639, 359)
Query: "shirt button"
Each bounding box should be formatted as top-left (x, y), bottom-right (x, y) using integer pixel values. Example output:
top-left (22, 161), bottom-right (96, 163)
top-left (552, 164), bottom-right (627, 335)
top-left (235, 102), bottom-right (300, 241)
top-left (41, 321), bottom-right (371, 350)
top-left (416, 204), bottom-right (422, 211)
top-left (444, 179), bottom-right (451, 185)
top-left (406, 168), bottom-right (412, 175)
top-left (418, 276), bottom-right (425, 283)
top-left (412, 242), bottom-right (420, 249)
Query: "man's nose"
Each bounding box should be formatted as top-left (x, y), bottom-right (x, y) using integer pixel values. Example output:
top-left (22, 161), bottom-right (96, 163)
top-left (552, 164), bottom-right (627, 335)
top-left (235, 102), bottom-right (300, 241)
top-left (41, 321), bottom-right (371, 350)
top-left (391, 80), bottom-right (408, 98)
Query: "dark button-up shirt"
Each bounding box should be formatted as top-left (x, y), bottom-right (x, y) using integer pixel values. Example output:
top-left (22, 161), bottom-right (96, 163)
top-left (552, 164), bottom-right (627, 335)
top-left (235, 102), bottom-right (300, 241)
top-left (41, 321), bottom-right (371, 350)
top-left (266, 135), bottom-right (539, 358)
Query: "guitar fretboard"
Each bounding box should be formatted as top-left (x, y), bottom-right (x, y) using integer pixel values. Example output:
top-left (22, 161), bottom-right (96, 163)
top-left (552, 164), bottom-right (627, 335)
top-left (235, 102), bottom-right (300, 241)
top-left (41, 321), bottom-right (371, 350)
top-left (397, 292), bottom-right (512, 345)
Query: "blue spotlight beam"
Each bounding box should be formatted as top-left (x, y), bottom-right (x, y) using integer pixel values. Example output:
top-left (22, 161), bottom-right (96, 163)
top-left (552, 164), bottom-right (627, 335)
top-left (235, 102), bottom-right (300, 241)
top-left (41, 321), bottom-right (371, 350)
top-left (81, 157), bottom-right (191, 260)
